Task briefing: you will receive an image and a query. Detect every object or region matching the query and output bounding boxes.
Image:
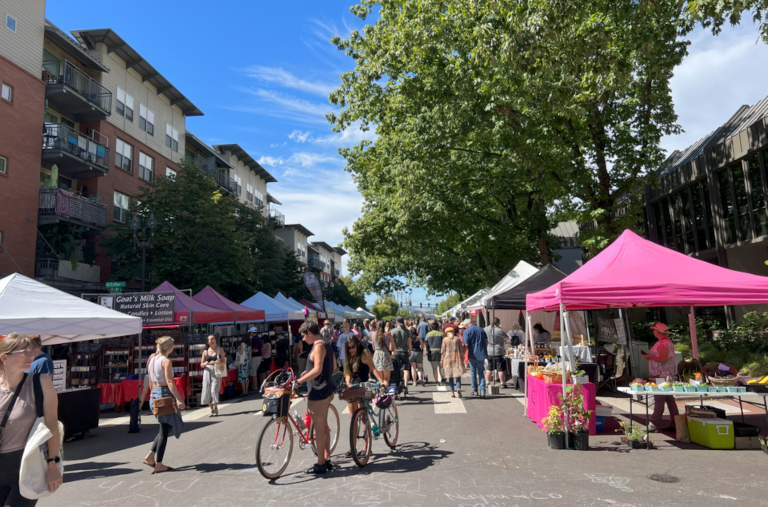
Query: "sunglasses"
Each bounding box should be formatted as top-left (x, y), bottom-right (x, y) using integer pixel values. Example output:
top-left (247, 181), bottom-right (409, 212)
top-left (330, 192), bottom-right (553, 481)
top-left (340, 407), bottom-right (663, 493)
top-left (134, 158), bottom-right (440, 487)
top-left (6, 348), bottom-right (37, 357)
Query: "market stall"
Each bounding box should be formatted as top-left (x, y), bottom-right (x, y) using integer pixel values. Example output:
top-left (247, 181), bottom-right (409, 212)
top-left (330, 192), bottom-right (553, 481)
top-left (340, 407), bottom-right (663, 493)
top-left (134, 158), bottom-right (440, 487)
top-left (526, 229), bottom-right (768, 449)
top-left (527, 374), bottom-right (597, 434)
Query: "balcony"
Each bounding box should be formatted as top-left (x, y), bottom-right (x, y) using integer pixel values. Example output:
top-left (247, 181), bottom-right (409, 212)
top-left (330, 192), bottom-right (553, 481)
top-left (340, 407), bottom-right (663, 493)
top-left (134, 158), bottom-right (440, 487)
top-left (269, 208), bottom-right (285, 227)
top-left (36, 258), bottom-right (101, 283)
top-left (187, 154), bottom-right (238, 195)
top-left (42, 59), bottom-right (111, 121)
top-left (42, 124), bottom-right (110, 178)
top-left (39, 188), bottom-right (108, 230)
top-left (308, 257), bottom-right (326, 271)
top-left (333, 268), bottom-right (341, 278)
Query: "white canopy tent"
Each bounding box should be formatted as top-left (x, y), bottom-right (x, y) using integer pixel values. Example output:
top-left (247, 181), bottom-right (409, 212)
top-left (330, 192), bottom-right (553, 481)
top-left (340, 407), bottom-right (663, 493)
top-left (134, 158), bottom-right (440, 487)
top-left (466, 261), bottom-right (539, 311)
top-left (242, 292), bottom-right (303, 322)
top-left (0, 273), bottom-right (142, 344)
top-left (356, 307), bottom-right (375, 318)
top-left (274, 293), bottom-right (315, 315)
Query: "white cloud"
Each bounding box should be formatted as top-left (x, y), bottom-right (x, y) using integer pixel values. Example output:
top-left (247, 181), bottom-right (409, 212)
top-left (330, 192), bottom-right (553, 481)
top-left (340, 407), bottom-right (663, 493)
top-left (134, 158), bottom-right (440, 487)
top-left (289, 130), bottom-right (312, 143)
top-left (240, 66), bottom-right (336, 96)
top-left (313, 123), bottom-right (378, 147)
top-left (231, 88), bottom-right (333, 124)
top-left (663, 22), bottom-right (767, 154)
top-left (258, 156), bottom-right (285, 167)
top-left (288, 152), bottom-right (345, 168)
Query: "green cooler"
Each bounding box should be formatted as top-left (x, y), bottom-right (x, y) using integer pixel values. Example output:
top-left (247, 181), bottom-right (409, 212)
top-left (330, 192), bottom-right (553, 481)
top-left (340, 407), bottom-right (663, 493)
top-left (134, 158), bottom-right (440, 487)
top-left (687, 417), bottom-right (734, 449)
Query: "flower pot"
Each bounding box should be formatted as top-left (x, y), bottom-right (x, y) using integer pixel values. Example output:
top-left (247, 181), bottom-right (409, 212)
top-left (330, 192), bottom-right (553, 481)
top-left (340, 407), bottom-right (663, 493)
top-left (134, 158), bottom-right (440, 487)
top-left (570, 431), bottom-right (589, 451)
top-left (572, 376), bottom-right (588, 385)
top-left (547, 432), bottom-right (566, 449)
top-left (621, 436), bottom-right (644, 449)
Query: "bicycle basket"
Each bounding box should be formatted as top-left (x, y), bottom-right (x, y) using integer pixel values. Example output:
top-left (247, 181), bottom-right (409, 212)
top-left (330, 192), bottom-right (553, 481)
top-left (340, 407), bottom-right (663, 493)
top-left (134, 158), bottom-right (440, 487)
top-left (262, 393), bottom-right (291, 417)
top-left (339, 386), bottom-right (366, 401)
top-left (374, 395), bottom-right (392, 409)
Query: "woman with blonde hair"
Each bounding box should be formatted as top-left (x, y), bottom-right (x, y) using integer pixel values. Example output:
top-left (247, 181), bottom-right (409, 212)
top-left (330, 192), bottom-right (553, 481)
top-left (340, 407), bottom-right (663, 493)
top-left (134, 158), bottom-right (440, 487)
top-left (201, 335), bottom-right (225, 417)
top-left (441, 328), bottom-right (466, 398)
top-left (0, 333), bottom-right (62, 505)
top-left (143, 336), bottom-right (185, 474)
top-left (372, 321), bottom-right (395, 385)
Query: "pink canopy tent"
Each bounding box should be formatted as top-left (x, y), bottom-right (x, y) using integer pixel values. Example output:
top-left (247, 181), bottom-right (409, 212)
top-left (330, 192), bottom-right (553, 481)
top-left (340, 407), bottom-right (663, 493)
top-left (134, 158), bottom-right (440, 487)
top-left (193, 286), bottom-right (265, 323)
top-left (526, 229), bottom-right (768, 357)
top-left (151, 281), bottom-right (236, 324)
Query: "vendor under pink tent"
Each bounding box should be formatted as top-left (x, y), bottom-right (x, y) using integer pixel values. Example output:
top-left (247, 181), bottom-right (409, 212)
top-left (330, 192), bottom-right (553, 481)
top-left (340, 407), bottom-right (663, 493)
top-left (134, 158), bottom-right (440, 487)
top-left (193, 285), bottom-right (265, 323)
top-left (151, 281), bottom-right (236, 324)
top-left (526, 229), bottom-right (768, 358)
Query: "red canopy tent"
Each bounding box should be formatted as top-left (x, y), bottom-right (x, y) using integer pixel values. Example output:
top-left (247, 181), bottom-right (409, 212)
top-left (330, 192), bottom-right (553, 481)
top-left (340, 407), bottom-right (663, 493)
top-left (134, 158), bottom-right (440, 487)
top-left (193, 286), bottom-right (265, 323)
top-left (151, 281), bottom-right (236, 324)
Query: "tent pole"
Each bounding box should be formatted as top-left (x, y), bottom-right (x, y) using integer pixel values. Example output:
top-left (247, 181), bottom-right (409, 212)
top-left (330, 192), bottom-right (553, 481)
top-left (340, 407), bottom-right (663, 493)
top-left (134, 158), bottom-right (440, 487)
top-left (564, 310), bottom-right (576, 374)
top-left (560, 302), bottom-right (570, 449)
top-left (525, 312), bottom-right (533, 415)
top-left (689, 304), bottom-right (699, 360)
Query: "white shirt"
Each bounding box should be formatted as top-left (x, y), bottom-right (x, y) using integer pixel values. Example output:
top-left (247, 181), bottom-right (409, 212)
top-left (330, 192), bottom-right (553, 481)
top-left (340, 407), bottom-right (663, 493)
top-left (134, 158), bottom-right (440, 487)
top-left (338, 332), bottom-right (355, 361)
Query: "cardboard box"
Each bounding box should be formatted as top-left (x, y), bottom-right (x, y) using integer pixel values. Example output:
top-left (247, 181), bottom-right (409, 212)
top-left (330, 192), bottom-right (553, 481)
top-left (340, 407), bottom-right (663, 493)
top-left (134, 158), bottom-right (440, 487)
top-left (734, 436), bottom-right (762, 450)
top-left (595, 404), bottom-right (613, 417)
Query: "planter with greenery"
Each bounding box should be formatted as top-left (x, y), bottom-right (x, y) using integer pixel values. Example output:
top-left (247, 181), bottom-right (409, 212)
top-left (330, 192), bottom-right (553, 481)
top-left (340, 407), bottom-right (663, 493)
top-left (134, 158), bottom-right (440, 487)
top-left (618, 421), bottom-right (647, 449)
top-left (562, 385), bottom-right (592, 451)
top-left (542, 405), bottom-right (565, 449)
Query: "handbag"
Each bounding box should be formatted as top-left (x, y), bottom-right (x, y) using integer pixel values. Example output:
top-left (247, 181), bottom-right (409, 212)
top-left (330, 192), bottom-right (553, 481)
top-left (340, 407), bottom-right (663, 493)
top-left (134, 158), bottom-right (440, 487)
top-left (19, 374), bottom-right (64, 500)
top-left (214, 348), bottom-right (227, 378)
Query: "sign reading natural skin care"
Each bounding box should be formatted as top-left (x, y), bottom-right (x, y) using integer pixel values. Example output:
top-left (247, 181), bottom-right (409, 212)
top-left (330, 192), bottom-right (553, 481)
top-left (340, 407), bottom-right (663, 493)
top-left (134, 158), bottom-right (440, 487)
top-left (101, 292), bottom-right (175, 325)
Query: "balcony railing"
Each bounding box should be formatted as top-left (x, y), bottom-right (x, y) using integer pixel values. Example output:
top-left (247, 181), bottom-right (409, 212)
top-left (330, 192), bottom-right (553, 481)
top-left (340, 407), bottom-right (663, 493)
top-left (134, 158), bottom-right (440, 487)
top-left (35, 258), bottom-right (101, 282)
top-left (42, 59), bottom-right (112, 115)
top-left (269, 208), bottom-right (285, 227)
top-left (187, 154), bottom-right (238, 195)
top-left (42, 123), bottom-right (110, 169)
top-left (333, 268), bottom-right (341, 278)
top-left (39, 188), bottom-right (108, 228)
top-left (308, 257), bottom-right (326, 271)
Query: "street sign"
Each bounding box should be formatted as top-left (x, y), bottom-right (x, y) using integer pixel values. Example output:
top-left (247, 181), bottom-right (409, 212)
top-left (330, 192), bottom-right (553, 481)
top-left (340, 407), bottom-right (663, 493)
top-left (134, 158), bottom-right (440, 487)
top-left (101, 292), bottom-right (175, 325)
top-left (105, 281), bottom-right (126, 291)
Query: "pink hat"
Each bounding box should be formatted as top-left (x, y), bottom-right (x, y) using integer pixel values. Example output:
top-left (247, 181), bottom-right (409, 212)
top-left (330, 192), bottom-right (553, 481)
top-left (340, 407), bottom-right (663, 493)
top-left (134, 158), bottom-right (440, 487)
top-left (650, 322), bottom-right (669, 334)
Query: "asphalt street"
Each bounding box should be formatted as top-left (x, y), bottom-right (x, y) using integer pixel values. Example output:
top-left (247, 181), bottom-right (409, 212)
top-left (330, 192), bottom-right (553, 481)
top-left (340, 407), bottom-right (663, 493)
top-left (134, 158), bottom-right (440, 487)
top-left (39, 365), bottom-right (768, 507)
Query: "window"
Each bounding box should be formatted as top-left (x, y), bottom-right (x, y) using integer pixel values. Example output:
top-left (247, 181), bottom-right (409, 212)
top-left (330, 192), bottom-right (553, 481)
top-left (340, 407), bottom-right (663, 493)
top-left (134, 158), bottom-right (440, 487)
top-left (718, 169), bottom-right (736, 244)
top-left (115, 138), bottom-right (133, 173)
top-left (1, 83), bottom-right (12, 102)
top-left (246, 183), bottom-right (254, 202)
top-left (691, 181), bottom-right (709, 250)
top-left (166, 167), bottom-right (177, 179)
top-left (680, 188), bottom-right (695, 253)
top-left (165, 124), bottom-right (178, 152)
top-left (651, 201), bottom-right (663, 245)
top-left (5, 14), bottom-right (16, 33)
top-left (749, 154), bottom-right (767, 238)
top-left (113, 191), bottom-right (130, 223)
top-left (139, 104), bottom-right (154, 135)
top-left (0, 155), bottom-right (6, 174)
top-left (139, 152), bottom-right (154, 182)
top-left (116, 87), bottom-right (134, 121)
top-left (232, 174), bottom-right (242, 196)
top-left (732, 164), bottom-right (750, 242)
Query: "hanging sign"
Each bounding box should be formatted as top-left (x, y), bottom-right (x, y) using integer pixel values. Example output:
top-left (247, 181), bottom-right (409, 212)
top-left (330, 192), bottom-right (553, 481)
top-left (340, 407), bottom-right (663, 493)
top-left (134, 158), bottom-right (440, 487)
top-left (101, 292), bottom-right (175, 325)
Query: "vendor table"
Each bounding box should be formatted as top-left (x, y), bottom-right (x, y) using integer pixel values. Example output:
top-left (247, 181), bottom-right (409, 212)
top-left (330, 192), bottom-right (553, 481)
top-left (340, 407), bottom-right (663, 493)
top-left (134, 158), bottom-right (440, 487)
top-left (506, 359), bottom-right (598, 391)
top-left (119, 375), bottom-right (190, 406)
top-left (58, 387), bottom-right (100, 438)
top-left (527, 374), bottom-right (597, 435)
top-left (559, 345), bottom-right (593, 363)
top-left (97, 382), bottom-right (122, 405)
top-left (617, 387), bottom-right (768, 449)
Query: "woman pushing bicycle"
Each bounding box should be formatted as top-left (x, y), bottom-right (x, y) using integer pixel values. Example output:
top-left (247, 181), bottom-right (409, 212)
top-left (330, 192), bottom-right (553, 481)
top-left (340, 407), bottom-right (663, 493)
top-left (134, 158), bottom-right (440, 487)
top-left (343, 336), bottom-right (384, 457)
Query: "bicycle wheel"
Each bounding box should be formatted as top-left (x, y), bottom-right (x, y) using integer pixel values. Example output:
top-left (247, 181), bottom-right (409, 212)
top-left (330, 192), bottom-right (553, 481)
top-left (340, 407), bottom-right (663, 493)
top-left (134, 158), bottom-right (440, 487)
top-left (309, 403), bottom-right (340, 455)
top-left (256, 417), bottom-right (293, 479)
top-left (382, 400), bottom-right (399, 449)
top-left (350, 407), bottom-right (372, 467)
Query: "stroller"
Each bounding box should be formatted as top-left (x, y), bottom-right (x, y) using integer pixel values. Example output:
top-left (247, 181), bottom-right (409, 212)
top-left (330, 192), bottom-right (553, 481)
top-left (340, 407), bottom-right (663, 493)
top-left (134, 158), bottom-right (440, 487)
top-left (389, 356), bottom-right (408, 400)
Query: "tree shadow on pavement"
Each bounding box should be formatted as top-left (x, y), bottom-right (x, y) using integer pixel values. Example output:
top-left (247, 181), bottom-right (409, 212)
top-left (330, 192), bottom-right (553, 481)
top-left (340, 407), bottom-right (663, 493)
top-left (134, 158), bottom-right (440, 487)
top-left (64, 461), bottom-right (141, 482)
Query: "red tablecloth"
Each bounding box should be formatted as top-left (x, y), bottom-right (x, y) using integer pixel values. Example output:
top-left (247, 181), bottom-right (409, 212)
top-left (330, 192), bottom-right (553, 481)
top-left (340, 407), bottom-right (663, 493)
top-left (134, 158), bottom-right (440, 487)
top-left (97, 383), bottom-right (123, 404)
top-left (119, 376), bottom-right (189, 405)
top-left (526, 374), bottom-right (597, 435)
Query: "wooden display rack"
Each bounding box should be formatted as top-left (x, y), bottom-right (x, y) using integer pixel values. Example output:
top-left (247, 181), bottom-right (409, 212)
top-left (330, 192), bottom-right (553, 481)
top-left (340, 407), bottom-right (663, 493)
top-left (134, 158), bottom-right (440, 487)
top-left (70, 352), bottom-right (99, 387)
top-left (101, 347), bottom-right (132, 383)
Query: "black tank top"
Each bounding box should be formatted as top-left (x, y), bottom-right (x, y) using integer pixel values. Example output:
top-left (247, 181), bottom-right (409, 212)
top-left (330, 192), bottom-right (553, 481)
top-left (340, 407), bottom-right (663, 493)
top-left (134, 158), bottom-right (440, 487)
top-left (350, 359), bottom-right (370, 384)
top-left (307, 340), bottom-right (335, 401)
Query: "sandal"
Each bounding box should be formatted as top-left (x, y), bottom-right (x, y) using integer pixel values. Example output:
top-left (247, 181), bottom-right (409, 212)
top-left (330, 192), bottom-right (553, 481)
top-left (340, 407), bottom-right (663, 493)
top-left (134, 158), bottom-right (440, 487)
top-left (142, 460), bottom-right (156, 468)
top-left (451, 392), bottom-right (455, 398)
top-left (151, 467), bottom-right (175, 475)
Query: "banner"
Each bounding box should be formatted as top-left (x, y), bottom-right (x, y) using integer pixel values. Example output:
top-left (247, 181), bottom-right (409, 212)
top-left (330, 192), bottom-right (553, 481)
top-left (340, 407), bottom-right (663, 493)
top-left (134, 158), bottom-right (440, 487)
top-left (101, 292), bottom-right (175, 326)
top-left (303, 272), bottom-right (324, 312)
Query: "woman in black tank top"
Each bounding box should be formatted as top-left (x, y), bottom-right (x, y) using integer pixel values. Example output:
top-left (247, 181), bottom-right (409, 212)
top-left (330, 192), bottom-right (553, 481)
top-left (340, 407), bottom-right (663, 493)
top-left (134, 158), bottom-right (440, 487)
top-left (342, 337), bottom-right (383, 430)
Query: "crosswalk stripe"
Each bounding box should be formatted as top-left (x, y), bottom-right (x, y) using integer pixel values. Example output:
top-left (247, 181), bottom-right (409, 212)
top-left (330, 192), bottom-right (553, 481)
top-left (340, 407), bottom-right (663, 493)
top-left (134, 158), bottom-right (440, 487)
top-left (432, 392), bottom-right (467, 414)
top-left (437, 386), bottom-right (448, 392)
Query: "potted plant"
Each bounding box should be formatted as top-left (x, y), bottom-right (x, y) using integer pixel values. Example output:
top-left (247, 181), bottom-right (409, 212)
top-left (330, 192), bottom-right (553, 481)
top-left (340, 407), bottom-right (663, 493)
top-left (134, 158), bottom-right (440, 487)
top-left (571, 369), bottom-right (588, 385)
top-left (562, 386), bottom-right (592, 451)
top-left (542, 405), bottom-right (565, 449)
top-left (618, 421), bottom-right (647, 449)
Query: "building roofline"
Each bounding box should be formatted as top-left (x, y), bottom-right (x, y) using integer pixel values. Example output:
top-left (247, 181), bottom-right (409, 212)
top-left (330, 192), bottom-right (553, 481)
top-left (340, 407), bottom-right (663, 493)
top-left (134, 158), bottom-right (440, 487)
top-left (312, 241), bottom-right (336, 253)
top-left (285, 224), bottom-right (314, 237)
top-left (213, 144), bottom-right (277, 183)
top-left (335, 247), bottom-right (347, 255)
top-left (267, 193), bottom-right (282, 205)
top-left (44, 20), bottom-right (110, 72)
top-left (70, 28), bottom-right (203, 116)
top-left (185, 131), bottom-right (232, 169)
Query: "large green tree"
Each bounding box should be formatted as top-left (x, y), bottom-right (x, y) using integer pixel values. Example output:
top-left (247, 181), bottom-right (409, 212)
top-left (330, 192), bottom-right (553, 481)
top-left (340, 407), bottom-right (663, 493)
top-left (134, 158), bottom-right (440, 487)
top-left (331, 0), bottom-right (691, 295)
top-left (102, 164), bottom-right (304, 303)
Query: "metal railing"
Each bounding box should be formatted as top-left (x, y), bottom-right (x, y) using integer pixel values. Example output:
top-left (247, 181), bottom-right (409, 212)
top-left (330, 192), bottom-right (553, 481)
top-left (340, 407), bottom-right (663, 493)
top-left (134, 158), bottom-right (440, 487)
top-left (187, 154), bottom-right (239, 195)
top-left (39, 188), bottom-right (108, 227)
top-left (35, 258), bottom-right (60, 279)
top-left (269, 208), bottom-right (285, 227)
top-left (42, 59), bottom-right (112, 114)
top-left (309, 257), bottom-right (326, 271)
top-left (333, 268), bottom-right (340, 278)
top-left (42, 123), bottom-right (110, 169)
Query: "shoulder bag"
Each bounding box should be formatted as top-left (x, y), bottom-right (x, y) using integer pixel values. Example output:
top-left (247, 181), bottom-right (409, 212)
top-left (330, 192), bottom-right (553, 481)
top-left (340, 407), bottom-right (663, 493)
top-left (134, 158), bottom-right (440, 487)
top-left (214, 347), bottom-right (227, 378)
top-left (0, 373), bottom-right (29, 448)
top-left (19, 373), bottom-right (65, 500)
top-left (149, 356), bottom-right (177, 417)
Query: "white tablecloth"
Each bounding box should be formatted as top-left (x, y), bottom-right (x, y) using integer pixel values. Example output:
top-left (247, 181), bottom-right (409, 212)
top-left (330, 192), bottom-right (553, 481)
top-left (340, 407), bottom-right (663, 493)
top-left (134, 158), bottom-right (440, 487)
top-left (559, 345), bottom-right (592, 363)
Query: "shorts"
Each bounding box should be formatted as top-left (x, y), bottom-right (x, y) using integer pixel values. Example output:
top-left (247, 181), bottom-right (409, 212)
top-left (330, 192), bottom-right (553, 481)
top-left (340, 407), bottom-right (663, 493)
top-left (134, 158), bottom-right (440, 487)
top-left (257, 358), bottom-right (271, 376)
top-left (396, 351), bottom-right (411, 371)
top-left (249, 357), bottom-right (262, 376)
top-left (429, 350), bottom-right (442, 365)
top-left (307, 393), bottom-right (334, 419)
top-left (485, 355), bottom-right (505, 371)
top-left (409, 350), bottom-right (423, 364)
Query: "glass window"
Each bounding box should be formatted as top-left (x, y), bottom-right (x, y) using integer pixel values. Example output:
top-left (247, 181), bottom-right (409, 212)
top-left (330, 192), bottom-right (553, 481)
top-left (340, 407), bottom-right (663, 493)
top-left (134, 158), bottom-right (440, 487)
top-left (139, 104), bottom-right (155, 135)
top-left (1, 83), bottom-right (12, 102)
top-left (139, 152), bottom-right (154, 182)
top-left (651, 201), bottom-right (663, 245)
top-left (0, 155), bottom-right (7, 174)
top-left (748, 154), bottom-right (768, 238)
top-left (246, 183), bottom-right (254, 202)
top-left (702, 181), bottom-right (715, 246)
top-left (115, 138), bottom-right (133, 173)
top-left (672, 194), bottom-right (684, 252)
top-left (165, 124), bottom-right (179, 152)
top-left (718, 170), bottom-right (735, 244)
top-left (166, 167), bottom-right (177, 179)
top-left (113, 191), bottom-right (130, 223)
top-left (732, 164), bottom-right (750, 242)
top-left (5, 15), bottom-right (16, 33)
top-left (691, 182), bottom-right (708, 250)
top-left (680, 188), bottom-right (695, 253)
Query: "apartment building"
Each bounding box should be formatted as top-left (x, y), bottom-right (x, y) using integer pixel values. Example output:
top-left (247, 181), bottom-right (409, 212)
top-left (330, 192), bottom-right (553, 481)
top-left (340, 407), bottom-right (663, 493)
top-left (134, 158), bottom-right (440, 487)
top-left (213, 144), bottom-right (277, 209)
top-left (310, 241), bottom-right (345, 283)
top-left (274, 223), bottom-right (313, 266)
top-left (643, 96), bottom-right (768, 318)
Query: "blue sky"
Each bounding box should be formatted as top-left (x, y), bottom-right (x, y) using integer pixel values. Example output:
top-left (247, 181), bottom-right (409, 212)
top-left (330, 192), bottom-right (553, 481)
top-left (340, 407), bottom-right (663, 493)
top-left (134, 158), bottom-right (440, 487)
top-left (46, 2), bottom-right (766, 308)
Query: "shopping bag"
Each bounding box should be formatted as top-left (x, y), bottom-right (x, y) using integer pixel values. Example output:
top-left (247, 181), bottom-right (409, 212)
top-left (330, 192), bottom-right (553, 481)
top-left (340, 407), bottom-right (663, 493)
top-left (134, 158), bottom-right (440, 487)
top-left (674, 414), bottom-right (690, 443)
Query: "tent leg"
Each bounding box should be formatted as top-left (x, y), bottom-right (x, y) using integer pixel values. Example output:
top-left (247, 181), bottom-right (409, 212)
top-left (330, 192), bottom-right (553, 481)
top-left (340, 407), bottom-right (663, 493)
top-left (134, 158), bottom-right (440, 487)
top-left (524, 311), bottom-right (534, 415)
top-left (689, 305), bottom-right (699, 360)
top-left (560, 303), bottom-right (571, 449)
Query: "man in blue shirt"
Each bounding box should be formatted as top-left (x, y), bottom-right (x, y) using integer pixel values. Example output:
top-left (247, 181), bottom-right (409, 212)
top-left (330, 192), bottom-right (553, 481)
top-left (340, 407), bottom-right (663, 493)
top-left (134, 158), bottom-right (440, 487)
top-left (26, 336), bottom-right (54, 375)
top-left (461, 319), bottom-right (488, 397)
top-left (417, 317), bottom-right (430, 341)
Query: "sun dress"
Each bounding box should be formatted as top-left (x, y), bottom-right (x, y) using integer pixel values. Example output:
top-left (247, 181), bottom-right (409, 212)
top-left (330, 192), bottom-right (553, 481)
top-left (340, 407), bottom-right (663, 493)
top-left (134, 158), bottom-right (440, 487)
top-left (441, 335), bottom-right (466, 378)
top-left (373, 334), bottom-right (393, 372)
top-left (236, 346), bottom-right (250, 383)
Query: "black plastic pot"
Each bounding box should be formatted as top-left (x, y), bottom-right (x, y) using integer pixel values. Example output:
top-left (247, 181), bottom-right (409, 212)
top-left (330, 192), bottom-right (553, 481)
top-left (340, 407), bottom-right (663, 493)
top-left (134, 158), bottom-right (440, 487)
top-left (621, 436), bottom-right (644, 449)
top-left (548, 432), bottom-right (566, 449)
top-left (570, 430), bottom-right (589, 451)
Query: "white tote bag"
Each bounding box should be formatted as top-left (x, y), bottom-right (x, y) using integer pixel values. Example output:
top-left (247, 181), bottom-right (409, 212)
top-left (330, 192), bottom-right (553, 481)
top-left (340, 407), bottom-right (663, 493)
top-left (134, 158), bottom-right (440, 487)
top-left (19, 374), bottom-right (64, 500)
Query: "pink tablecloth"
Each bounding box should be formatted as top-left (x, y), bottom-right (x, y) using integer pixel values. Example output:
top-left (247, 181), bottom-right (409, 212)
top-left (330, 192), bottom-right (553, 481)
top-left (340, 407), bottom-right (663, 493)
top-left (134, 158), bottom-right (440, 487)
top-left (526, 374), bottom-right (597, 435)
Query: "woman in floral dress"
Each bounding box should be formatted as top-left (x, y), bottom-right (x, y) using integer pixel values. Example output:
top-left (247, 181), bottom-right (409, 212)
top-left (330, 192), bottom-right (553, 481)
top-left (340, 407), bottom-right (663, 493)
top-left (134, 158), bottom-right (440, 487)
top-left (441, 327), bottom-right (466, 398)
top-left (235, 339), bottom-right (251, 395)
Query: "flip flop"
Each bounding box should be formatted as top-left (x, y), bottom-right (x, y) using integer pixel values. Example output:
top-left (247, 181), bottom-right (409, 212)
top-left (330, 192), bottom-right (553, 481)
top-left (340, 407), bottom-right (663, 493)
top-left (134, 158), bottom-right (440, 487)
top-left (151, 467), bottom-right (175, 474)
top-left (142, 460), bottom-right (156, 468)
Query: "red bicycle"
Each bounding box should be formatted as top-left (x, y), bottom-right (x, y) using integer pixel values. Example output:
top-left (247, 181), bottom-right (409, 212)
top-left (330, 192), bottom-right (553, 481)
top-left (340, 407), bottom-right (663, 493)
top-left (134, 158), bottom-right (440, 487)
top-left (255, 369), bottom-right (340, 479)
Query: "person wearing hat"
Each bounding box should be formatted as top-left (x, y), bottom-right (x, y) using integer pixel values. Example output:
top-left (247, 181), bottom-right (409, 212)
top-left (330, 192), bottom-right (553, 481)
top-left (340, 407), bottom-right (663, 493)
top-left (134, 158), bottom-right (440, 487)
top-left (643, 323), bottom-right (679, 431)
top-left (247, 327), bottom-right (262, 389)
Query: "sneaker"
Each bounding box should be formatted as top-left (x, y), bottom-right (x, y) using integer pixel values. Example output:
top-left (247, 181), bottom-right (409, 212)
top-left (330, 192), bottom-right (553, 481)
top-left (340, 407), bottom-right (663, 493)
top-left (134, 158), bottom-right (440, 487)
top-left (305, 463), bottom-right (327, 475)
top-left (481, 392), bottom-right (486, 398)
top-left (325, 460), bottom-right (335, 471)
top-left (344, 451), bottom-right (353, 459)
top-left (471, 391), bottom-right (478, 396)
